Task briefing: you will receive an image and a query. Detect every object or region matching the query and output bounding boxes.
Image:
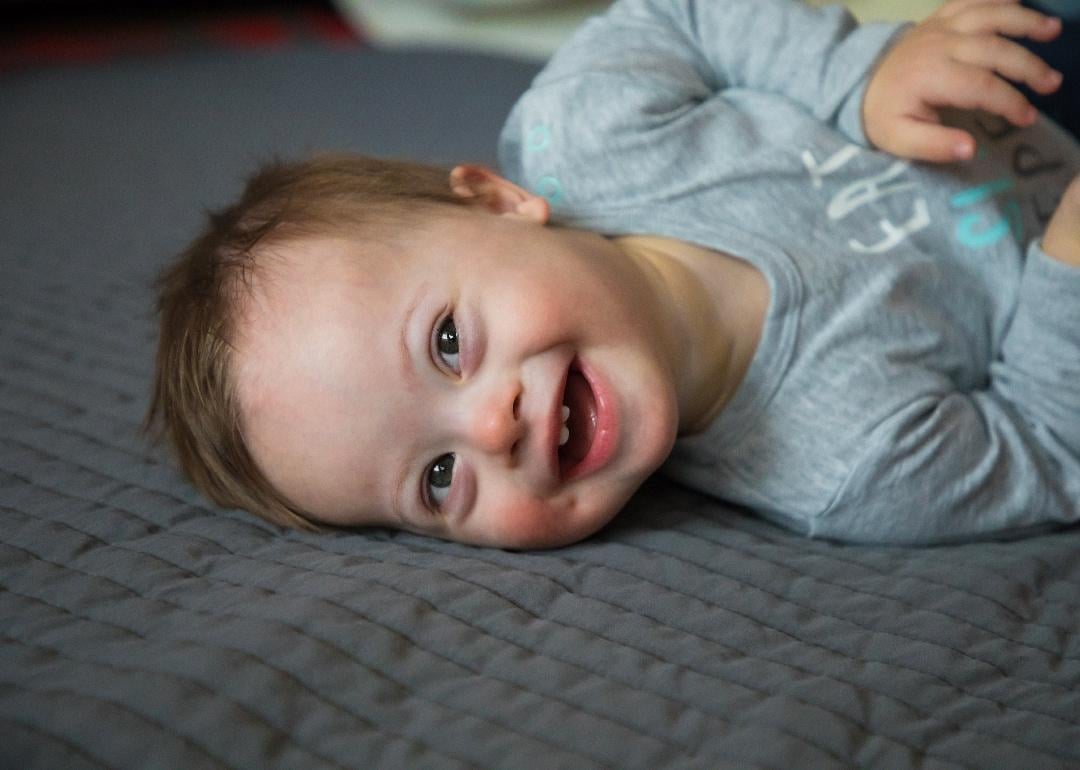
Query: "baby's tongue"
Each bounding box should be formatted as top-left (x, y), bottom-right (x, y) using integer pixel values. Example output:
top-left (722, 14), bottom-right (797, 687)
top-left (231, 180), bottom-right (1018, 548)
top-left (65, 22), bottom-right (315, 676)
top-left (561, 370), bottom-right (597, 468)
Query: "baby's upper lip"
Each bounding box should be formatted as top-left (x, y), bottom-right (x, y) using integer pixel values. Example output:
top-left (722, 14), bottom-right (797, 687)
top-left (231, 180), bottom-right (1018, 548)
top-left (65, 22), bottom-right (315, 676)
top-left (547, 361), bottom-right (570, 483)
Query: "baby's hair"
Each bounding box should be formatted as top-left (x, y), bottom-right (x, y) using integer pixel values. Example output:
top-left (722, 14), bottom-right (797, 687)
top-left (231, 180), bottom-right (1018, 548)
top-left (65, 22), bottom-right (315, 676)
top-left (143, 153), bottom-right (471, 529)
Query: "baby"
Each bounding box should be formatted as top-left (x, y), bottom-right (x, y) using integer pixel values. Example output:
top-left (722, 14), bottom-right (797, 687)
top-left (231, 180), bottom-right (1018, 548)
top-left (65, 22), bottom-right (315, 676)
top-left (147, 0), bottom-right (1080, 549)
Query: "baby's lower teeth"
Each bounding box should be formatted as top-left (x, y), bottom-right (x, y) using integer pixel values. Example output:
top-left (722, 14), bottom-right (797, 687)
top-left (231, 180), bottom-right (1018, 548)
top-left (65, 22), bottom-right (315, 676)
top-left (559, 425), bottom-right (570, 446)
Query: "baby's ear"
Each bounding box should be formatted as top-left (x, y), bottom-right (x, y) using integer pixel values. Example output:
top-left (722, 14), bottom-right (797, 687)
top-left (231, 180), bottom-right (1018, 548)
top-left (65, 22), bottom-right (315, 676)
top-left (449, 165), bottom-right (549, 223)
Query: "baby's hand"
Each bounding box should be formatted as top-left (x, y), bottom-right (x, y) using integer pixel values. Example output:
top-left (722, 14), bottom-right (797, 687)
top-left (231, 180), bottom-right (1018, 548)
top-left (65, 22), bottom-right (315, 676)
top-left (1043, 175), bottom-right (1080, 268)
top-left (863, 0), bottom-right (1063, 163)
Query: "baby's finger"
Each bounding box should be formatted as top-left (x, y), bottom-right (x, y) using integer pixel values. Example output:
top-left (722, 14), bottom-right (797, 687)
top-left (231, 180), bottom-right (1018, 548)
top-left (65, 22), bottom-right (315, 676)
top-left (954, 35), bottom-right (1063, 94)
top-left (934, 61), bottom-right (1038, 126)
top-left (883, 119), bottom-right (976, 163)
top-left (951, 3), bottom-right (1063, 41)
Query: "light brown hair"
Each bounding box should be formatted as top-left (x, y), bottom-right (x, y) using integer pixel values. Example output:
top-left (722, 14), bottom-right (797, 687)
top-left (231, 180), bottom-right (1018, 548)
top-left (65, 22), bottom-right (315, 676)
top-left (143, 153), bottom-right (471, 529)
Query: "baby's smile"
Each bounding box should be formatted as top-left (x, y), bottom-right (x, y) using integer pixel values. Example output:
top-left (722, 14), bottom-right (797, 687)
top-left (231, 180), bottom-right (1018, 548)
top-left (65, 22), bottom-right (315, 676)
top-left (557, 359), bottom-right (617, 482)
top-left (557, 364), bottom-right (595, 474)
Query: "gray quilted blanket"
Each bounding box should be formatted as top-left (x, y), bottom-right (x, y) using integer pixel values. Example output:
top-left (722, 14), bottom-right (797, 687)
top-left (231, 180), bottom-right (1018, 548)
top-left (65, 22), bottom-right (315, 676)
top-left (2, 40), bottom-right (1079, 770)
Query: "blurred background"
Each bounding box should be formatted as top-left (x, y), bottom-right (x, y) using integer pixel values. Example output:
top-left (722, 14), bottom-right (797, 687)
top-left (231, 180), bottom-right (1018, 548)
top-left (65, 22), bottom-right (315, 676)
top-left (332, 0), bottom-right (940, 59)
top-left (2, 0), bottom-right (939, 73)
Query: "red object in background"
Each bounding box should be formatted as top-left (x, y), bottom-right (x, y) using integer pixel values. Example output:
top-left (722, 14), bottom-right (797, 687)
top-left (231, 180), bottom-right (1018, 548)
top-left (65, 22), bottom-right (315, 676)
top-left (303, 8), bottom-right (358, 44)
top-left (0, 7), bottom-right (362, 74)
top-left (4, 33), bottom-right (118, 68)
top-left (201, 13), bottom-right (291, 49)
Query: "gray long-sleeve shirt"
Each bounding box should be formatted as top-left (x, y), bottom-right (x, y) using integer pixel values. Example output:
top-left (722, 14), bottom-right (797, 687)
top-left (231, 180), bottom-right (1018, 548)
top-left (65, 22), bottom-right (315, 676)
top-left (499, 0), bottom-right (1080, 544)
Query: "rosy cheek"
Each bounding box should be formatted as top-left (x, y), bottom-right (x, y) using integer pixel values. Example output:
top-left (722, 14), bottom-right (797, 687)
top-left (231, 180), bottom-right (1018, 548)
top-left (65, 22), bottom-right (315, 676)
top-left (490, 498), bottom-right (572, 550)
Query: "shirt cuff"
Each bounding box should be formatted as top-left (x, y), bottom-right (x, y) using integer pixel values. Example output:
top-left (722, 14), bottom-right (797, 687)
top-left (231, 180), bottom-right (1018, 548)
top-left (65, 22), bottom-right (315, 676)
top-left (1009, 238), bottom-right (1080, 342)
top-left (835, 21), bottom-right (912, 147)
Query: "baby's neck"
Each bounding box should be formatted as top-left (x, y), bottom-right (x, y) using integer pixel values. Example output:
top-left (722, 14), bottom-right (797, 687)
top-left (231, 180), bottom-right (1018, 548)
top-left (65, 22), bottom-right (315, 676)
top-left (614, 234), bottom-right (769, 434)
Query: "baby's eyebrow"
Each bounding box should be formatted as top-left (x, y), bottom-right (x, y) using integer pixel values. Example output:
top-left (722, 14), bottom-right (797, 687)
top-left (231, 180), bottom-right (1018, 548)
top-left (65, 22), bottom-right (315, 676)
top-left (391, 460), bottom-right (410, 528)
top-left (398, 283), bottom-right (427, 389)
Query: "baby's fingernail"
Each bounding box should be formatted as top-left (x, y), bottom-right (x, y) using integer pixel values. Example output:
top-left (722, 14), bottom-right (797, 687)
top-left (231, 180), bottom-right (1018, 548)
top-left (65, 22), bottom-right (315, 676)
top-left (954, 141), bottom-right (974, 160)
top-left (1048, 69), bottom-right (1063, 87)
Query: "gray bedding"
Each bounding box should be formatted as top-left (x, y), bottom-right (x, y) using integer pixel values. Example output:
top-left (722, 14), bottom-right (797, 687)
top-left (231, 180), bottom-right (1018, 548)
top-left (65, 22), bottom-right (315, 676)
top-left (2, 38), bottom-right (1079, 770)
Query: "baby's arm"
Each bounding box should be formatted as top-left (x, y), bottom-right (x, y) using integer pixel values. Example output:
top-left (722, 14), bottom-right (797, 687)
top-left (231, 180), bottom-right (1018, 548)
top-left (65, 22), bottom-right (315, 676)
top-left (1043, 174), bottom-right (1080, 267)
top-left (500, 0), bottom-right (905, 212)
top-left (540, 0), bottom-right (904, 137)
top-left (819, 176), bottom-right (1080, 544)
top-left (862, 0), bottom-right (1064, 163)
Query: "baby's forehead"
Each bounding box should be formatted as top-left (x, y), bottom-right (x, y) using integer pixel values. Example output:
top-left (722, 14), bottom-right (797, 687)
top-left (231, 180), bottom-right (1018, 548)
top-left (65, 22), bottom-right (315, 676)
top-left (230, 239), bottom-right (415, 527)
top-left (241, 236), bottom-right (376, 311)
top-left (233, 233), bottom-right (410, 380)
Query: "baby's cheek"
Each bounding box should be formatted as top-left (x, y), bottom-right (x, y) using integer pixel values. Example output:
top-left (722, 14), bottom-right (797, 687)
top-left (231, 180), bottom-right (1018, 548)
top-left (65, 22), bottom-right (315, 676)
top-left (490, 497), bottom-right (579, 550)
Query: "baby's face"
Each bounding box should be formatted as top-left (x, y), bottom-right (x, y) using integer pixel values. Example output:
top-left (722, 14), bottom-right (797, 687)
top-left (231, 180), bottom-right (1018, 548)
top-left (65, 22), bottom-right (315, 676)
top-left (235, 201), bottom-right (681, 548)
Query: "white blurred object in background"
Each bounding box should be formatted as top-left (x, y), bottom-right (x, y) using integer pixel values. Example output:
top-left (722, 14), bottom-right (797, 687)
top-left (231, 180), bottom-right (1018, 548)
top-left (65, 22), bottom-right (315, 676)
top-left (332, 0), bottom-right (944, 62)
top-left (332, 0), bottom-right (610, 60)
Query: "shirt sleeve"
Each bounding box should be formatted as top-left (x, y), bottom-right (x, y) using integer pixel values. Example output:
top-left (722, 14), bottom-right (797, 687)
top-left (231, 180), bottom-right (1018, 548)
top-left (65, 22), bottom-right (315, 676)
top-left (623, 0), bottom-right (904, 142)
top-left (815, 241), bottom-right (1080, 544)
top-left (499, 0), bottom-right (904, 217)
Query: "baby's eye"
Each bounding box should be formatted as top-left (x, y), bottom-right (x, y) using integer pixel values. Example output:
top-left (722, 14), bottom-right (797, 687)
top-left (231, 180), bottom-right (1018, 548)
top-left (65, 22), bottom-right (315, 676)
top-left (425, 453), bottom-right (455, 510)
top-left (434, 315), bottom-right (460, 374)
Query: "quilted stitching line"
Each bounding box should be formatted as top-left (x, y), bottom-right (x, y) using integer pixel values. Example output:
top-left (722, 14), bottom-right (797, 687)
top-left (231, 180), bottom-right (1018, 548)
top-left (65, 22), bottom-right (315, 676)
top-left (15, 417), bottom-right (1080, 625)
top-left (0, 302), bottom-right (147, 379)
top-left (4, 471), bottom-right (1077, 764)
top-left (183, 573), bottom-right (732, 769)
top-left (271, 543), bottom-right (946, 769)
top-left (9, 375), bottom-right (1080, 608)
top-left (0, 544), bottom-right (489, 770)
top-left (2, 315), bottom-right (146, 381)
top-left (1, 504), bottom-right (833, 768)
top-left (5, 430), bottom-right (1080, 699)
top-left (623, 502), bottom-right (1080, 619)
top-left (1, 267), bottom-right (147, 307)
top-left (0, 714), bottom-right (112, 770)
top-left (375, 537), bottom-right (1080, 765)
top-left (2, 345), bottom-right (145, 406)
top-left (612, 529), bottom-right (1080, 679)
top-left (322, 536), bottom-right (996, 770)
top-left (8, 394), bottom-right (1080, 609)
top-left (243, 547), bottom-right (823, 769)
top-left (6, 543), bottom-right (675, 770)
top-left (0, 406), bottom-right (173, 471)
top-left (666, 519), bottom-right (1080, 652)
top-left (718, 512), bottom-right (1080, 593)
top-left (0, 358), bottom-right (142, 415)
top-left (0, 448), bottom-right (269, 541)
top-left (553, 540), bottom-right (1080, 726)
top-left (4, 505), bottom-right (1067, 764)
top-left (0, 472), bottom-right (202, 546)
top-left (676, 514), bottom-right (1080, 620)
top-left (0, 535), bottom-right (617, 770)
top-left (0, 362), bottom-right (145, 421)
top-left (0, 630), bottom-right (349, 768)
top-left (2, 573), bottom-right (358, 769)
top-left (0, 642), bottom-right (242, 770)
top-left (4, 453), bottom-right (1075, 760)
top-left (8, 454), bottom-right (262, 551)
top-left (1, 276), bottom-right (149, 333)
top-left (0, 491), bottom-right (956, 768)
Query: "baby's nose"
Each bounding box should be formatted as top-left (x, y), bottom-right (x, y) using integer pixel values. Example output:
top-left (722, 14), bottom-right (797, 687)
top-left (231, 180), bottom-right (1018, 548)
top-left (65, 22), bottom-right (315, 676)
top-left (465, 382), bottom-right (524, 459)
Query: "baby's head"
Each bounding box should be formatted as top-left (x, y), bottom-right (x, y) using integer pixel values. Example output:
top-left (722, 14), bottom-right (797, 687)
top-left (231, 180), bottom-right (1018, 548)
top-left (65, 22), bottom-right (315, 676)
top-left (146, 154), bottom-right (682, 548)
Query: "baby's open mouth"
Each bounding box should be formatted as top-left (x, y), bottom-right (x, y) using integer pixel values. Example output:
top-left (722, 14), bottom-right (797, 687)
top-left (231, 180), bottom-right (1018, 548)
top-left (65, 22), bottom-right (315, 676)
top-left (558, 367), bottom-right (597, 477)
